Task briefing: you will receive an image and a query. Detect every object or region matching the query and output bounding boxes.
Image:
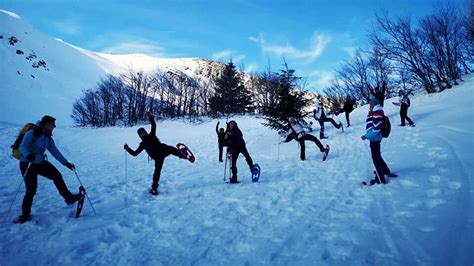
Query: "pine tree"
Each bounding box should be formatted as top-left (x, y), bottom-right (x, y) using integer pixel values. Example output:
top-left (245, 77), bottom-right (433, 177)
top-left (209, 60), bottom-right (252, 116)
top-left (263, 61), bottom-right (311, 131)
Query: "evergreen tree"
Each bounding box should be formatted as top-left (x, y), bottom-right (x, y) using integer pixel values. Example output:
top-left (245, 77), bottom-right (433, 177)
top-left (209, 60), bottom-right (252, 116)
top-left (263, 61), bottom-right (311, 131)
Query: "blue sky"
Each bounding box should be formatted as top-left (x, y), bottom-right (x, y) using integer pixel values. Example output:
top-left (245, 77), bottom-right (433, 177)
top-left (1, 0), bottom-right (468, 91)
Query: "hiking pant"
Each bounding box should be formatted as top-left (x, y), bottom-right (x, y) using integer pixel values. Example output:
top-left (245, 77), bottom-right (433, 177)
top-left (400, 104), bottom-right (414, 126)
top-left (20, 161), bottom-right (72, 216)
top-left (297, 134), bottom-right (325, 161)
top-left (370, 141), bottom-right (390, 184)
top-left (318, 116), bottom-right (341, 139)
top-left (152, 144), bottom-right (184, 189)
top-left (218, 143), bottom-right (224, 162)
top-left (344, 109), bottom-right (352, 127)
top-left (230, 143), bottom-right (253, 180)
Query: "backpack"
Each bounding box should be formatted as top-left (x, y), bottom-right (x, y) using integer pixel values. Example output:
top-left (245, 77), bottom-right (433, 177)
top-left (11, 123), bottom-right (37, 160)
top-left (381, 115), bottom-right (391, 138)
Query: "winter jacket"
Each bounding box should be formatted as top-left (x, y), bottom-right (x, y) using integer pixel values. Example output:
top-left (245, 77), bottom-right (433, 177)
top-left (364, 105), bottom-right (384, 141)
top-left (216, 123), bottom-right (226, 146)
top-left (19, 122), bottom-right (68, 164)
top-left (314, 100), bottom-right (325, 120)
top-left (226, 126), bottom-right (245, 149)
top-left (289, 119), bottom-right (312, 139)
top-left (343, 99), bottom-right (356, 112)
top-left (125, 116), bottom-right (162, 159)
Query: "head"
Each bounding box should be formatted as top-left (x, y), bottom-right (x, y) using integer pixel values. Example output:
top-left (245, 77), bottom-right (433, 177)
top-left (219, 128), bottom-right (225, 133)
top-left (369, 96), bottom-right (380, 110)
top-left (398, 89), bottom-right (404, 96)
top-left (228, 120), bottom-right (237, 129)
top-left (40, 115), bottom-right (56, 136)
top-left (137, 127), bottom-right (147, 139)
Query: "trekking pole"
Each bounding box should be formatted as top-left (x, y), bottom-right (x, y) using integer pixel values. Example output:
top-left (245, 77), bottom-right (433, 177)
top-left (362, 140), bottom-right (383, 184)
top-left (3, 176), bottom-right (24, 225)
top-left (223, 148), bottom-right (228, 181)
top-left (125, 150), bottom-right (128, 194)
top-left (73, 169), bottom-right (97, 216)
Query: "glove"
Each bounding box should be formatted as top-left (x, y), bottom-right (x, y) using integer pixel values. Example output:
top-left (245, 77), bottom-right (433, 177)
top-left (64, 162), bottom-right (75, 171)
top-left (361, 135), bottom-right (366, 141)
top-left (124, 143), bottom-right (129, 150)
top-left (26, 154), bottom-right (35, 162)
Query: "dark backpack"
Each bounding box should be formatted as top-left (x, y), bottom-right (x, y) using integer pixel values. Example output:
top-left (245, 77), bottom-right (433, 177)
top-left (381, 115), bottom-right (391, 138)
top-left (11, 123), bottom-right (36, 159)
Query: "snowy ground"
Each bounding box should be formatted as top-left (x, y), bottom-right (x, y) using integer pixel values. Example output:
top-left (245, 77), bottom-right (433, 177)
top-left (0, 76), bottom-right (473, 265)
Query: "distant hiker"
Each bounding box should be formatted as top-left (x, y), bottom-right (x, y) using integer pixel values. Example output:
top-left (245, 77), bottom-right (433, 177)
top-left (393, 89), bottom-right (415, 127)
top-left (225, 120), bottom-right (254, 184)
top-left (216, 121), bottom-right (227, 162)
top-left (335, 96), bottom-right (356, 127)
top-left (124, 113), bottom-right (187, 195)
top-left (361, 97), bottom-right (393, 185)
top-left (15, 115), bottom-right (81, 224)
top-left (286, 117), bottom-right (329, 161)
top-left (368, 81), bottom-right (387, 107)
top-left (314, 95), bottom-right (343, 139)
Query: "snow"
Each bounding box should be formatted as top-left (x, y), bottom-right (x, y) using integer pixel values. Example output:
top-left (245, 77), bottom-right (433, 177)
top-left (0, 73), bottom-right (473, 264)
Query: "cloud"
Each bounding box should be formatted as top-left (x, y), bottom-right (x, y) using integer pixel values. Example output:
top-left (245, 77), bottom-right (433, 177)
top-left (101, 39), bottom-right (165, 56)
top-left (53, 19), bottom-right (81, 35)
top-left (250, 33), bottom-right (331, 63)
top-left (244, 64), bottom-right (258, 74)
top-left (211, 50), bottom-right (246, 63)
top-left (308, 70), bottom-right (335, 89)
top-left (342, 46), bottom-right (357, 58)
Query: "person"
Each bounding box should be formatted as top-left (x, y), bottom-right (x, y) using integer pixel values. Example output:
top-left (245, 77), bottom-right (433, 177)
top-left (16, 115), bottom-right (81, 223)
top-left (393, 89), bottom-right (415, 127)
top-left (124, 113), bottom-right (187, 195)
top-left (368, 81), bottom-right (387, 107)
top-left (335, 96), bottom-right (356, 127)
top-left (225, 120), bottom-right (254, 184)
top-left (215, 121), bottom-right (227, 162)
top-left (287, 117), bottom-right (329, 161)
top-left (361, 97), bottom-right (393, 185)
top-left (314, 95), bottom-right (343, 139)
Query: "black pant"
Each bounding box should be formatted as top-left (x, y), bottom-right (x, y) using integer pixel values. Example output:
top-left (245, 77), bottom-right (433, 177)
top-left (218, 144), bottom-right (224, 161)
top-left (20, 161), bottom-right (72, 216)
top-left (400, 104), bottom-right (414, 126)
top-left (152, 144), bottom-right (184, 189)
top-left (336, 108), bottom-right (353, 127)
top-left (370, 141), bottom-right (390, 184)
top-left (297, 134), bottom-right (325, 160)
top-left (318, 116), bottom-right (341, 138)
top-left (230, 143), bottom-right (253, 180)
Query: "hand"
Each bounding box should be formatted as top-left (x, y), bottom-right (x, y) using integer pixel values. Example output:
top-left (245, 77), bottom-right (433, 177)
top-left (26, 154), bottom-right (35, 162)
top-left (64, 162), bottom-right (75, 171)
top-left (146, 112), bottom-right (154, 119)
top-left (361, 135), bottom-right (366, 140)
top-left (124, 143), bottom-right (129, 150)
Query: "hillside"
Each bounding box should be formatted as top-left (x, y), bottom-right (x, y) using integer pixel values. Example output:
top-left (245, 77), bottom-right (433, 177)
top-left (0, 72), bottom-right (472, 265)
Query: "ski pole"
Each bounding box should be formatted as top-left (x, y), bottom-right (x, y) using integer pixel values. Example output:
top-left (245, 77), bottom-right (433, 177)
top-left (3, 175), bottom-right (24, 225)
top-left (73, 169), bottom-right (97, 216)
top-left (223, 148), bottom-right (228, 181)
top-left (125, 150), bottom-right (128, 194)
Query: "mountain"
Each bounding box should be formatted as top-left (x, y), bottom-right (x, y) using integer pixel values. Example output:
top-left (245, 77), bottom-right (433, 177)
top-left (0, 9), bottom-right (225, 125)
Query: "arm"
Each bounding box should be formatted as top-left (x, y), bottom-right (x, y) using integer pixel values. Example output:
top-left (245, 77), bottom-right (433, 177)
top-left (19, 130), bottom-right (34, 159)
top-left (368, 84), bottom-right (375, 95)
top-left (148, 114), bottom-right (156, 137)
top-left (216, 122), bottom-right (219, 134)
top-left (125, 143), bottom-right (145, 157)
top-left (47, 138), bottom-right (68, 165)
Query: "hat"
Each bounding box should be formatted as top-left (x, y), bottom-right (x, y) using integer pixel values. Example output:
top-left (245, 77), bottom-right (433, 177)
top-left (137, 127), bottom-right (147, 137)
top-left (40, 115), bottom-right (56, 126)
top-left (369, 96), bottom-right (380, 105)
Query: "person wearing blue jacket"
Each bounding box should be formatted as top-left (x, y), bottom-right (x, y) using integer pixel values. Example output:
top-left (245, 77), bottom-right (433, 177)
top-left (16, 115), bottom-right (81, 223)
top-left (361, 97), bottom-right (391, 185)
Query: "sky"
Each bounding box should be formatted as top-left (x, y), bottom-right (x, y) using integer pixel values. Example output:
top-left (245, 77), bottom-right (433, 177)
top-left (1, 0), bottom-right (469, 91)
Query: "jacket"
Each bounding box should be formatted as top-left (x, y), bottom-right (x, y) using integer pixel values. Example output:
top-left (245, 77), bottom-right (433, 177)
top-left (19, 122), bottom-right (68, 164)
top-left (364, 105), bottom-right (384, 141)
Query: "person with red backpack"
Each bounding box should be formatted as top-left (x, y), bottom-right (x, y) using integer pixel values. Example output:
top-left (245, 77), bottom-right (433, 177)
top-left (15, 115), bottom-right (81, 223)
top-left (361, 97), bottom-right (395, 185)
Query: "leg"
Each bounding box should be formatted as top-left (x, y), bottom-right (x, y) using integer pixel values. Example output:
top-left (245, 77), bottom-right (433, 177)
top-left (37, 161), bottom-right (72, 198)
top-left (21, 163), bottom-right (39, 216)
top-left (370, 141), bottom-right (388, 184)
top-left (318, 119), bottom-right (325, 139)
top-left (345, 111), bottom-right (350, 127)
top-left (239, 144), bottom-right (254, 170)
top-left (400, 105), bottom-right (408, 126)
top-left (162, 143), bottom-right (185, 159)
top-left (405, 107), bottom-right (414, 125)
top-left (152, 157), bottom-right (165, 189)
top-left (303, 134), bottom-right (325, 152)
top-left (324, 117), bottom-right (341, 129)
top-left (218, 144), bottom-right (223, 162)
top-left (298, 138), bottom-right (306, 160)
top-left (231, 148), bottom-right (240, 181)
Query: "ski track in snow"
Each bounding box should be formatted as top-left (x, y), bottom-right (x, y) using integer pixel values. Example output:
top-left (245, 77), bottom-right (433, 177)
top-left (1, 78), bottom-right (473, 265)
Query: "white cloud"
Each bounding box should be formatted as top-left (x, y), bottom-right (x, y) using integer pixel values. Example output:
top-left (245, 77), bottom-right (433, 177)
top-left (342, 46), bottom-right (357, 58)
top-left (244, 64), bottom-right (258, 74)
top-left (308, 70), bottom-right (334, 89)
top-left (53, 20), bottom-right (81, 35)
top-left (212, 50), bottom-right (233, 61)
top-left (101, 39), bottom-right (165, 56)
top-left (250, 33), bottom-right (331, 63)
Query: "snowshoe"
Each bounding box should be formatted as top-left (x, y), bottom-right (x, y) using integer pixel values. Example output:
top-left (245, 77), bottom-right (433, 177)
top-left (176, 143), bottom-right (195, 163)
top-left (13, 214), bottom-right (32, 224)
top-left (65, 193), bottom-right (82, 205)
top-left (75, 186), bottom-right (86, 218)
top-left (387, 172), bottom-right (398, 178)
top-left (322, 145), bottom-right (330, 161)
top-left (149, 188), bottom-right (158, 196)
top-left (251, 164), bottom-right (261, 182)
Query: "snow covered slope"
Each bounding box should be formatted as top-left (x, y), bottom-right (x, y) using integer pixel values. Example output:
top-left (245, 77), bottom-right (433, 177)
top-left (0, 73), bottom-right (472, 264)
top-left (0, 9), bottom-right (224, 125)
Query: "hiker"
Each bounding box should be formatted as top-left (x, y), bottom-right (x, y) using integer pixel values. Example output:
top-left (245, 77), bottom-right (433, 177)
top-left (368, 81), bottom-right (387, 107)
top-left (286, 117), bottom-right (329, 161)
top-left (335, 96), bottom-right (356, 127)
top-left (16, 115), bottom-right (81, 223)
top-left (216, 121), bottom-right (227, 162)
top-left (393, 89), bottom-right (415, 127)
top-left (314, 95), bottom-right (343, 139)
top-left (124, 113), bottom-right (187, 195)
top-left (361, 97), bottom-right (392, 185)
top-left (225, 120), bottom-right (254, 184)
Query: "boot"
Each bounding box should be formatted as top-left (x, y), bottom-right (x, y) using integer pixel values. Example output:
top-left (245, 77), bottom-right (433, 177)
top-left (230, 176), bottom-right (238, 184)
top-left (65, 193), bottom-right (82, 205)
top-left (149, 188), bottom-right (158, 196)
top-left (14, 214), bottom-right (32, 224)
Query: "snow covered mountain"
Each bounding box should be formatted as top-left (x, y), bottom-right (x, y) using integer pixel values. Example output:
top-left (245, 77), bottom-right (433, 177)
top-left (0, 9), bottom-right (225, 125)
top-left (0, 71), bottom-right (473, 264)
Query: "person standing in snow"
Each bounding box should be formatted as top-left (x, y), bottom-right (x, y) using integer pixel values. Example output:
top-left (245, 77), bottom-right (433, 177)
top-left (286, 117), bottom-right (329, 161)
top-left (361, 97), bottom-right (394, 185)
top-left (368, 81), bottom-right (387, 107)
top-left (314, 95), bottom-right (343, 139)
top-left (335, 96), bottom-right (356, 127)
top-left (216, 121), bottom-right (227, 162)
top-left (16, 115), bottom-right (81, 223)
top-left (393, 89), bottom-right (415, 127)
top-left (124, 113), bottom-right (187, 195)
top-left (225, 120), bottom-right (254, 184)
